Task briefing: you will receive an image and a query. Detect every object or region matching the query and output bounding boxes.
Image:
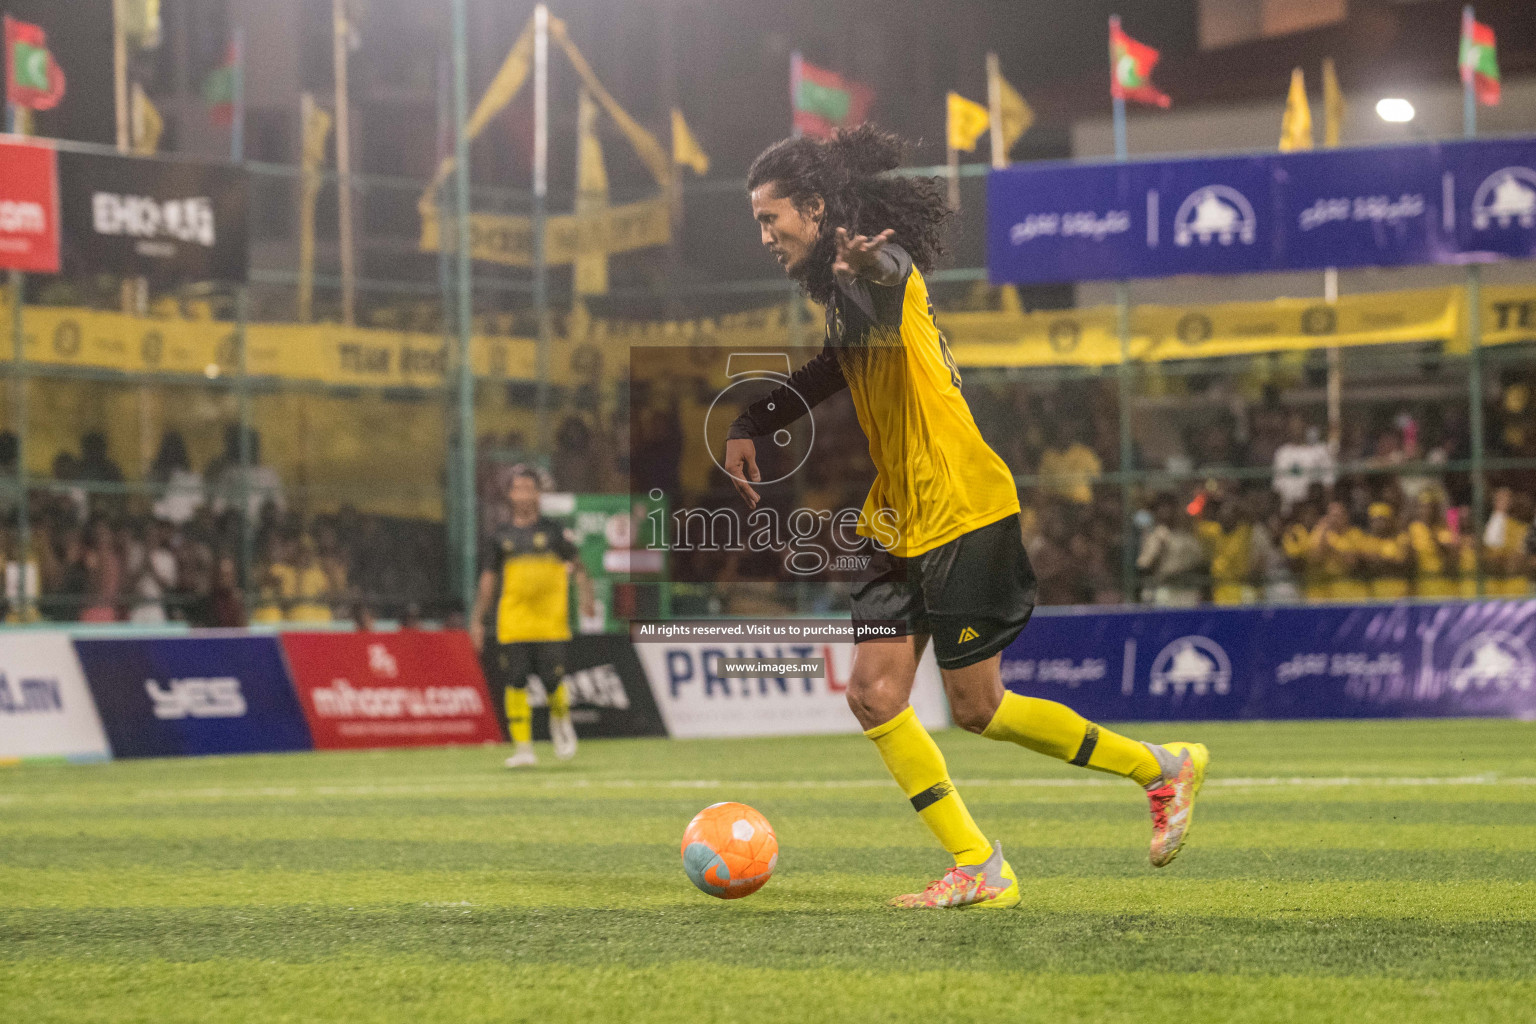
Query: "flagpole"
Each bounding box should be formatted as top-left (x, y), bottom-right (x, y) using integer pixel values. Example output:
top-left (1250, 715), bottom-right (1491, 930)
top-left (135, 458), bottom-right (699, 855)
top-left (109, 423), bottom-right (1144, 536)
top-left (333, 0), bottom-right (356, 327)
top-left (298, 92), bottom-right (317, 323)
top-left (1109, 15), bottom-right (1135, 601)
top-left (986, 53), bottom-right (1005, 170)
top-left (113, 0), bottom-right (129, 151)
top-left (532, 3), bottom-right (551, 455)
top-left (1462, 3), bottom-right (1486, 596)
top-left (231, 26), bottom-right (245, 163)
top-left (946, 141), bottom-right (960, 212)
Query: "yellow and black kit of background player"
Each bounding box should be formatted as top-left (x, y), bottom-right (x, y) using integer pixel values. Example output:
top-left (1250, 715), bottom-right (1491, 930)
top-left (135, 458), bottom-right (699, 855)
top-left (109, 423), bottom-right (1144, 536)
top-left (482, 516), bottom-right (579, 690)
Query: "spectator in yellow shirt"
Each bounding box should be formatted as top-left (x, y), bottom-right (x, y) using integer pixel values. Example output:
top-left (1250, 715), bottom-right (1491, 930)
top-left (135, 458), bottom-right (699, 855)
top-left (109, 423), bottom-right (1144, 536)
top-left (1037, 423), bottom-right (1102, 506)
top-left (1310, 501), bottom-right (1370, 602)
top-left (1363, 502), bottom-right (1412, 600)
top-left (1197, 496), bottom-right (1256, 605)
top-left (1282, 500), bottom-right (1327, 602)
top-left (1407, 492), bottom-right (1458, 598)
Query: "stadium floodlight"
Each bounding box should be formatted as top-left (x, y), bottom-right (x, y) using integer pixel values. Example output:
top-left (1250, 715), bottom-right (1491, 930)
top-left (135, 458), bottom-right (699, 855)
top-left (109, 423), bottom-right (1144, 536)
top-left (1375, 97), bottom-right (1416, 123)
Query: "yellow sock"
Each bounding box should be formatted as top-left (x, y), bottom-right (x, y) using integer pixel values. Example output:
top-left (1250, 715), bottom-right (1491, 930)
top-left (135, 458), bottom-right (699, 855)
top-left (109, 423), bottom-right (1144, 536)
top-left (982, 692), bottom-right (1162, 787)
top-left (548, 681), bottom-right (571, 720)
top-left (505, 686), bottom-right (532, 745)
top-left (865, 706), bottom-right (992, 866)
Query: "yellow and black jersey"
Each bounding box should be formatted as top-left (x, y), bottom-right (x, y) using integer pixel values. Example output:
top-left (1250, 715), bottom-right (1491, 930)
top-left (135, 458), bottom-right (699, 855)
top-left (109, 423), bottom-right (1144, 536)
top-left (482, 516), bottom-right (579, 644)
top-left (728, 244), bottom-right (1019, 557)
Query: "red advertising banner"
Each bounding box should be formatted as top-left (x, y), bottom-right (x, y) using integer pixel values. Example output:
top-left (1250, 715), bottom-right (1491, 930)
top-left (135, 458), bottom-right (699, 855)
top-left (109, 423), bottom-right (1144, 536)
top-left (0, 138), bottom-right (59, 273)
top-left (280, 631), bottom-right (501, 750)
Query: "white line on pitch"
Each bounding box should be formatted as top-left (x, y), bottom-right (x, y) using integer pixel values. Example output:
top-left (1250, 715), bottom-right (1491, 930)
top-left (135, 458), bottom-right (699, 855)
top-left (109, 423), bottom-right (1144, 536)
top-left (2, 774), bottom-right (1533, 806)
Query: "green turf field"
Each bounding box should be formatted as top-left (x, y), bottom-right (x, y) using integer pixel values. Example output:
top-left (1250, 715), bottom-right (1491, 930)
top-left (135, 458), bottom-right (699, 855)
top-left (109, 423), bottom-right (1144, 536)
top-left (2, 718), bottom-right (1534, 1023)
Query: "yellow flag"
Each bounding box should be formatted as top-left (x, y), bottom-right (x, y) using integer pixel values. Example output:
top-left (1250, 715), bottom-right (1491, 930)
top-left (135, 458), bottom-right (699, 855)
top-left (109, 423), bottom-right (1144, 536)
top-left (575, 90), bottom-right (610, 297)
top-left (671, 108), bottom-right (709, 176)
top-left (1279, 67), bottom-right (1313, 152)
top-left (130, 83), bottom-right (163, 155)
top-left (947, 91), bottom-right (990, 152)
top-left (1321, 58), bottom-right (1345, 148)
top-left (989, 65), bottom-right (1034, 155)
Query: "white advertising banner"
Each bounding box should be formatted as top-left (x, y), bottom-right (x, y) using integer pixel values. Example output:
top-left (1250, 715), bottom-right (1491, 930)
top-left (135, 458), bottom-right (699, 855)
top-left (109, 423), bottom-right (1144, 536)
top-left (0, 632), bottom-right (111, 761)
top-left (635, 639), bottom-right (951, 739)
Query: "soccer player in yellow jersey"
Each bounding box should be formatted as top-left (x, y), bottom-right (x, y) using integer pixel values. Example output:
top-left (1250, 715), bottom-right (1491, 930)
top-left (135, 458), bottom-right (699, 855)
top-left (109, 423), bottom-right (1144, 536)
top-left (470, 466), bottom-right (595, 769)
top-left (723, 126), bottom-right (1208, 910)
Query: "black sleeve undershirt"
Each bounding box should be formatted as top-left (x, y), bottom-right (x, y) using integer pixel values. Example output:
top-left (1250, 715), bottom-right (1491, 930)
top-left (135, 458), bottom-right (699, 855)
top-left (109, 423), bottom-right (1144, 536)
top-left (726, 347), bottom-right (847, 440)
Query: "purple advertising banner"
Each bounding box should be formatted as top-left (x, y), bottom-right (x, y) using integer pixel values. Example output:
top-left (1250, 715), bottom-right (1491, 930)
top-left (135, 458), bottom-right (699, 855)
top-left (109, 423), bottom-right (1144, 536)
top-left (987, 136), bottom-right (1536, 285)
top-left (1003, 601), bottom-right (1536, 721)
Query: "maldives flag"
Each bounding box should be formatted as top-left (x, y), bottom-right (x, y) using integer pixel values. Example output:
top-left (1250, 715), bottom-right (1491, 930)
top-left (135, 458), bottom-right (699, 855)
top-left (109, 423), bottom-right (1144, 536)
top-left (4, 16), bottom-right (66, 112)
top-left (1109, 16), bottom-right (1170, 109)
top-left (791, 52), bottom-right (874, 139)
top-left (1459, 11), bottom-right (1500, 107)
top-left (203, 41), bottom-right (238, 125)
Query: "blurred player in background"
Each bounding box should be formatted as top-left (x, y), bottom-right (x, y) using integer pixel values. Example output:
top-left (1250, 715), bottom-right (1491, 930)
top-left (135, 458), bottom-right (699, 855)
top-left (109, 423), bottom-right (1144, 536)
top-left (724, 125), bottom-right (1209, 910)
top-left (471, 465), bottom-right (595, 768)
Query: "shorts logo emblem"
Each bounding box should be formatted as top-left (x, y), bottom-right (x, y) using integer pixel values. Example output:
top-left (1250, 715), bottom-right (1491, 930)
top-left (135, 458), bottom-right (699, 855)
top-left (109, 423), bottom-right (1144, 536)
top-left (957, 626), bottom-right (979, 643)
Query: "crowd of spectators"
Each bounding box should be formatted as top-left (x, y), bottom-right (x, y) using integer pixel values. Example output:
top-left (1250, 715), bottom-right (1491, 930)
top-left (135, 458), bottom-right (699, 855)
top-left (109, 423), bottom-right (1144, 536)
top-left (974, 379), bottom-right (1536, 607)
top-left (1, 426), bottom-right (446, 625)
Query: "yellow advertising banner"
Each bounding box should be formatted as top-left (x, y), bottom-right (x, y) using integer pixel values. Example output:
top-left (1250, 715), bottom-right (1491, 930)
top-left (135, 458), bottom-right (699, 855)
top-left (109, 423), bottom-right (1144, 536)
top-left (419, 195), bottom-right (671, 268)
top-left (1482, 285), bottom-right (1536, 349)
top-left (0, 282), bottom-right (1531, 390)
top-left (947, 286), bottom-right (1470, 368)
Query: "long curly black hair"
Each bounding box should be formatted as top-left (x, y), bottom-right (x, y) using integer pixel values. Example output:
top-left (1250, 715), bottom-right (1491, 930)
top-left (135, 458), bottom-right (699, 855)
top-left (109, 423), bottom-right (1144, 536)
top-left (746, 124), bottom-right (951, 305)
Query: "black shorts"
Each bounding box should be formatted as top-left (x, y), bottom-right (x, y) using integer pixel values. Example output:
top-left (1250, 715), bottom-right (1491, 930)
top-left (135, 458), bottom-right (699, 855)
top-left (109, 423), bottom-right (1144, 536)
top-left (851, 513), bottom-right (1037, 670)
top-left (493, 641), bottom-right (569, 691)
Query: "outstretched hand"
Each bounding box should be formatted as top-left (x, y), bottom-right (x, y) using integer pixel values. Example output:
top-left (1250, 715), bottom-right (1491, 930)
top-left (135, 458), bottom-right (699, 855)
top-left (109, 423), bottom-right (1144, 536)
top-left (723, 437), bottom-right (761, 509)
top-left (832, 227), bottom-right (896, 284)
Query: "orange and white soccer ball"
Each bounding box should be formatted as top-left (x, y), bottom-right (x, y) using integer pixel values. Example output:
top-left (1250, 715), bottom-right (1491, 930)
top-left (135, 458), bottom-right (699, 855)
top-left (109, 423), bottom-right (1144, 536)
top-left (680, 802), bottom-right (778, 899)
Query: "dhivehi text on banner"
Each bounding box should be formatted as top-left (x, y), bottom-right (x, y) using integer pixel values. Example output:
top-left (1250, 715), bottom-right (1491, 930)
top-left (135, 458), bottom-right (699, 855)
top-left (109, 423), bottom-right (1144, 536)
top-left (1003, 600), bottom-right (1536, 722)
top-left (988, 136), bottom-right (1536, 285)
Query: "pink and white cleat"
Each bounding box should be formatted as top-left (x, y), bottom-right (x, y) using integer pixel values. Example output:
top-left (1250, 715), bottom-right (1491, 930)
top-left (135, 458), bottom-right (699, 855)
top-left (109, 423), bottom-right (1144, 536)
top-left (1144, 742), bottom-right (1209, 867)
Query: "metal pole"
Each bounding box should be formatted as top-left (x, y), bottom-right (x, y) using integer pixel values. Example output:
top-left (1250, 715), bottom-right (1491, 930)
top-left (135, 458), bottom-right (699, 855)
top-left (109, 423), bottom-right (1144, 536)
top-left (236, 287), bottom-right (254, 603)
top-left (1325, 268), bottom-right (1341, 456)
top-left (1116, 283), bottom-right (1135, 603)
top-left (532, 4), bottom-right (551, 454)
top-left (1463, 9), bottom-right (1486, 596)
top-left (9, 269), bottom-right (26, 619)
top-left (1111, 71), bottom-right (1136, 601)
top-left (333, 0), bottom-right (356, 327)
top-left (222, 26), bottom-right (253, 604)
top-left (451, 0), bottom-right (478, 617)
top-left (8, 102), bottom-right (29, 617)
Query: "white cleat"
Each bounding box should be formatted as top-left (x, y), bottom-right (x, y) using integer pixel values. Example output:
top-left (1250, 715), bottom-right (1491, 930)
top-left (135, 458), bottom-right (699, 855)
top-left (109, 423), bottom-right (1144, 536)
top-left (551, 716), bottom-right (578, 761)
top-left (504, 743), bottom-right (537, 769)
